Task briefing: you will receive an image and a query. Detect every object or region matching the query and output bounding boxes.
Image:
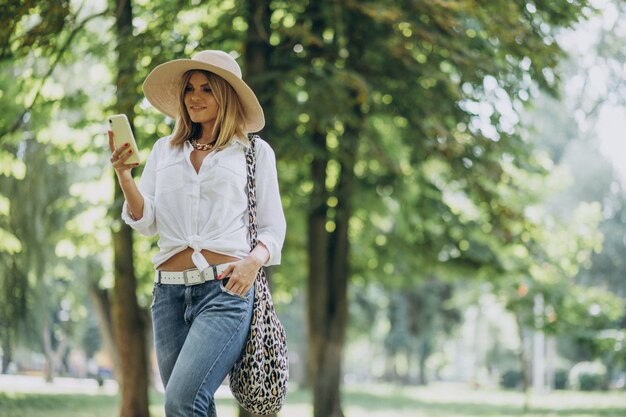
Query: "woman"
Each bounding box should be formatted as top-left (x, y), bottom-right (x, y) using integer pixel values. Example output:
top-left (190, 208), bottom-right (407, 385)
top-left (108, 50), bottom-right (286, 417)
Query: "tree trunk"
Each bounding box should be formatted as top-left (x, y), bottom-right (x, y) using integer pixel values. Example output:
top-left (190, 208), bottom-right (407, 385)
top-left (383, 349), bottom-right (397, 382)
top-left (418, 340), bottom-right (431, 385)
top-left (42, 318), bottom-right (54, 382)
top-left (243, 0), bottom-right (272, 130)
top-left (307, 127), bottom-right (331, 391)
top-left (308, 115), bottom-right (357, 417)
top-left (2, 257), bottom-right (25, 374)
top-left (304, 2), bottom-right (343, 415)
top-left (111, 1), bottom-right (150, 416)
top-left (42, 318), bottom-right (69, 383)
top-left (1, 326), bottom-right (12, 373)
top-left (88, 283), bottom-right (120, 378)
top-left (515, 312), bottom-right (531, 412)
top-left (111, 226), bottom-right (149, 417)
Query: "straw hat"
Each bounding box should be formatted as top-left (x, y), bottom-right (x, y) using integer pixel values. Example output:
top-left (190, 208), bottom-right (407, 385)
top-left (142, 50), bottom-right (265, 132)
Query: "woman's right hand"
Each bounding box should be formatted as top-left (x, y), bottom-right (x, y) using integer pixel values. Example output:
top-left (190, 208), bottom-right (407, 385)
top-left (108, 130), bottom-right (138, 179)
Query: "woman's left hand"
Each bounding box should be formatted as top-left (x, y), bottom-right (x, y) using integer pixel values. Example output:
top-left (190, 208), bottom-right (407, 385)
top-left (218, 256), bottom-right (263, 297)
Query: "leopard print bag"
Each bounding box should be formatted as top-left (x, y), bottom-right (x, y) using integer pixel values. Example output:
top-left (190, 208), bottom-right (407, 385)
top-left (229, 135), bottom-right (289, 414)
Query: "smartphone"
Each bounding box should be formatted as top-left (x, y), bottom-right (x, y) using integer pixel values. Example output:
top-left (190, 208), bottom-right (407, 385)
top-left (108, 114), bottom-right (140, 165)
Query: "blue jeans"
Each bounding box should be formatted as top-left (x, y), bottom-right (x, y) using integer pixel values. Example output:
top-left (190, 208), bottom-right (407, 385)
top-left (152, 278), bottom-right (254, 417)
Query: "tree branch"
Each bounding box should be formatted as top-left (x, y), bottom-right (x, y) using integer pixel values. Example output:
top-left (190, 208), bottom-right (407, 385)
top-left (2, 8), bottom-right (109, 140)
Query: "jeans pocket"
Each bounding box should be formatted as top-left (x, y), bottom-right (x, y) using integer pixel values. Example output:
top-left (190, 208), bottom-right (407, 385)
top-left (219, 280), bottom-right (249, 301)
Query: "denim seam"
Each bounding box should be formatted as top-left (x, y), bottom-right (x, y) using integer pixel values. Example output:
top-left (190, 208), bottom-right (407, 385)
top-left (184, 287), bottom-right (193, 325)
top-left (191, 301), bottom-right (251, 417)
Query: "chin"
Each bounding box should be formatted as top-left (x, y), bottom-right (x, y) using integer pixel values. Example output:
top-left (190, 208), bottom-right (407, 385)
top-left (188, 114), bottom-right (206, 123)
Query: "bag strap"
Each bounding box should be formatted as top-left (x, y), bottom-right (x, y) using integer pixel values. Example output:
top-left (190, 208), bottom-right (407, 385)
top-left (245, 133), bottom-right (259, 249)
top-left (245, 134), bottom-right (272, 291)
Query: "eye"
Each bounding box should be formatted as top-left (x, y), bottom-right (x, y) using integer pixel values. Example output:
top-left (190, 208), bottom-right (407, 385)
top-left (184, 85), bottom-right (193, 92)
top-left (203, 87), bottom-right (212, 93)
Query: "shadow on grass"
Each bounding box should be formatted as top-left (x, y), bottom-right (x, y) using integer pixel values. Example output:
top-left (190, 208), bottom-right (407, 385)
top-left (0, 392), bottom-right (120, 417)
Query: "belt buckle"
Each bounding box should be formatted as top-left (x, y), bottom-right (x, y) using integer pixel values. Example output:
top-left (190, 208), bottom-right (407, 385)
top-left (183, 270), bottom-right (203, 286)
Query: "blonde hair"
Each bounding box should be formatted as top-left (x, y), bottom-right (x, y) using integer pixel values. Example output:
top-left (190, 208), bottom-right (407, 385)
top-left (170, 70), bottom-right (247, 150)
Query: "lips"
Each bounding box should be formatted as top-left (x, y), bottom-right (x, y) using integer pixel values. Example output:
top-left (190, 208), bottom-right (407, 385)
top-left (189, 106), bottom-right (206, 111)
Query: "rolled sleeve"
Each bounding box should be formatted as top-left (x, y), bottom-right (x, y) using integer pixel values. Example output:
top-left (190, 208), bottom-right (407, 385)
top-left (122, 196), bottom-right (156, 236)
top-left (255, 139), bottom-right (286, 266)
top-left (120, 143), bottom-right (158, 236)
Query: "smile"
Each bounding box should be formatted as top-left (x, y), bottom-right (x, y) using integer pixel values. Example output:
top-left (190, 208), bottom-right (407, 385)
top-left (189, 106), bottom-right (206, 110)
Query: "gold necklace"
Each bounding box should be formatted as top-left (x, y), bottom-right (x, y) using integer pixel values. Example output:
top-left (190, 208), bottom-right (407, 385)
top-left (190, 139), bottom-right (215, 151)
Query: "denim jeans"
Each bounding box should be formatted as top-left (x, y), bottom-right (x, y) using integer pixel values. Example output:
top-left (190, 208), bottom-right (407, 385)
top-left (152, 278), bottom-right (254, 417)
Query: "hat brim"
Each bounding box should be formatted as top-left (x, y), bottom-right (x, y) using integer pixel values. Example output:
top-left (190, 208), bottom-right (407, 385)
top-left (142, 59), bottom-right (265, 132)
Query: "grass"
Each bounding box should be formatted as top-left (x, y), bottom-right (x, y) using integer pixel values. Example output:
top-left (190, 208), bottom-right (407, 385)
top-left (0, 382), bottom-right (625, 417)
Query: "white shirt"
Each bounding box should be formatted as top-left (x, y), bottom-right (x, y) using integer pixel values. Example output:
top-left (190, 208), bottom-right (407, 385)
top-left (121, 135), bottom-right (286, 271)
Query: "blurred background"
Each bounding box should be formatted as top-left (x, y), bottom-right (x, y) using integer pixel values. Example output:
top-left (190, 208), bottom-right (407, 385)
top-left (1, 0), bottom-right (625, 416)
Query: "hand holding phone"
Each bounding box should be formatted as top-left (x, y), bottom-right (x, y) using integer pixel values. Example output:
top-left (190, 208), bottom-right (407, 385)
top-left (108, 114), bottom-right (140, 165)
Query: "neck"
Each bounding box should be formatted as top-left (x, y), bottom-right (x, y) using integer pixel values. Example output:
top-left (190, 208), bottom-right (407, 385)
top-left (196, 122), bottom-right (216, 144)
top-left (196, 136), bottom-right (215, 145)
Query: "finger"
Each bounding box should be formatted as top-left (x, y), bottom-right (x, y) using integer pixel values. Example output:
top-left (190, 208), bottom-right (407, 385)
top-left (238, 283), bottom-right (251, 296)
top-left (226, 274), bottom-right (249, 293)
top-left (110, 150), bottom-right (124, 165)
top-left (233, 284), bottom-right (248, 297)
top-left (225, 276), bottom-right (239, 292)
top-left (235, 281), bottom-right (249, 295)
top-left (112, 147), bottom-right (133, 165)
top-left (112, 155), bottom-right (138, 170)
top-left (118, 147), bottom-right (135, 162)
top-left (108, 131), bottom-right (115, 153)
top-left (113, 143), bottom-right (131, 158)
top-left (232, 274), bottom-right (254, 295)
top-left (218, 264), bottom-right (235, 280)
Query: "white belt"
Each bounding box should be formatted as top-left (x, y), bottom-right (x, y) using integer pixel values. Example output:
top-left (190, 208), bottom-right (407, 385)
top-left (155, 263), bottom-right (233, 286)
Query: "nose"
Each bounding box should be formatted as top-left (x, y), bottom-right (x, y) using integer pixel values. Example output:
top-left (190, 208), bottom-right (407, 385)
top-left (190, 92), bottom-right (201, 101)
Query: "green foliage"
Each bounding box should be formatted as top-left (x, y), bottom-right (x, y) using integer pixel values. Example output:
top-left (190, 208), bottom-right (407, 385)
top-left (516, 2), bottom-right (626, 373)
top-left (324, 0), bottom-right (592, 287)
top-left (0, 137), bottom-right (89, 354)
top-left (578, 373), bottom-right (607, 391)
top-left (376, 278), bottom-right (461, 382)
top-left (0, 1), bottom-right (72, 61)
top-left (0, 0), bottom-right (114, 366)
top-left (555, 368), bottom-right (568, 390)
top-left (501, 369), bottom-right (524, 389)
top-left (568, 361), bottom-right (609, 391)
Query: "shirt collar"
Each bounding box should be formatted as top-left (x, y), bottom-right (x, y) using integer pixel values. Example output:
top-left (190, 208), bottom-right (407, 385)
top-left (233, 134), bottom-right (251, 149)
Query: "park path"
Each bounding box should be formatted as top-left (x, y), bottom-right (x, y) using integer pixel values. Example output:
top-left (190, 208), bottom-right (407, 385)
top-left (0, 374), bottom-right (119, 395)
top-left (0, 374), bottom-right (231, 398)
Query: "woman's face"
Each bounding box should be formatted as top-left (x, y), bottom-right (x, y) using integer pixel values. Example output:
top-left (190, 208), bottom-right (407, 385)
top-left (184, 71), bottom-right (219, 127)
